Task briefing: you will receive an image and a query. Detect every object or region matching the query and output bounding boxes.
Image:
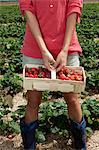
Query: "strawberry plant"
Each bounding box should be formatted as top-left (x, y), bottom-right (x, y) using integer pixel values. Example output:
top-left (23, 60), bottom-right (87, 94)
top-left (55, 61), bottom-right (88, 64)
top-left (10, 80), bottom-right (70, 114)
top-left (82, 99), bottom-right (99, 129)
top-left (0, 72), bottom-right (23, 96)
top-left (0, 5), bottom-right (23, 23)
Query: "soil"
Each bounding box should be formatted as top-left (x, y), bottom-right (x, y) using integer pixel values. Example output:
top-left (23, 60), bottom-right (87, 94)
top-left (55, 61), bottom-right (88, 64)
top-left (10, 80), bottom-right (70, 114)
top-left (0, 131), bottom-right (99, 150)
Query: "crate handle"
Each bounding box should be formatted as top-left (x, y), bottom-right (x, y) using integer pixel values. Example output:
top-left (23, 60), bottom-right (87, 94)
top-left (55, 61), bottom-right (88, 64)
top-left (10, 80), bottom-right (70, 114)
top-left (51, 70), bottom-right (56, 79)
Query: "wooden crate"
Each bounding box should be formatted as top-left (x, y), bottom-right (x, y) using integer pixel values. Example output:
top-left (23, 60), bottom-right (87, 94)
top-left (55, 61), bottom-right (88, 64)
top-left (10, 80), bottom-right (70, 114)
top-left (23, 64), bottom-right (86, 93)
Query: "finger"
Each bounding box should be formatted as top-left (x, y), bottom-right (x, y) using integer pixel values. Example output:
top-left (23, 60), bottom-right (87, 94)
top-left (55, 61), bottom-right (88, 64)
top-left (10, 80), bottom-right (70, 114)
top-left (48, 59), bottom-right (56, 70)
top-left (54, 58), bottom-right (60, 68)
top-left (49, 64), bottom-right (55, 70)
top-left (56, 64), bottom-right (63, 72)
top-left (49, 61), bottom-right (55, 67)
top-left (52, 58), bottom-right (56, 63)
top-left (45, 63), bottom-right (52, 71)
top-left (49, 58), bottom-right (56, 66)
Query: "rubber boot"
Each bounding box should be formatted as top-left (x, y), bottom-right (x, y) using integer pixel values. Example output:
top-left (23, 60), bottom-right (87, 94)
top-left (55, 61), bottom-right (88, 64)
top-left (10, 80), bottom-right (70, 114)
top-left (70, 117), bottom-right (86, 150)
top-left (20, 117), bottom-right (39, 150)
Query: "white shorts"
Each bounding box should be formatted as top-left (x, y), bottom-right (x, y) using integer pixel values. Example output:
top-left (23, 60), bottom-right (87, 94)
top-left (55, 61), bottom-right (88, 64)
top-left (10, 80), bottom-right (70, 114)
top-left (22, 53), bottom-right (80, 67)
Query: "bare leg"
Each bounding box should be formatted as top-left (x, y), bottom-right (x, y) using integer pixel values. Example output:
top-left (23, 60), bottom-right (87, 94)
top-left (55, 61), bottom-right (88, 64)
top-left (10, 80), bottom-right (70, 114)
top-left (64, 92), bottom-right (82, 123)
top-left (25, 90), bottom-right (42, 123)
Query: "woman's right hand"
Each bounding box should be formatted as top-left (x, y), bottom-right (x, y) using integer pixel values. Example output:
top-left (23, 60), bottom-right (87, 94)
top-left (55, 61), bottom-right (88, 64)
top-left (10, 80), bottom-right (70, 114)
top-left (42, 50), bottom-right (56, 71)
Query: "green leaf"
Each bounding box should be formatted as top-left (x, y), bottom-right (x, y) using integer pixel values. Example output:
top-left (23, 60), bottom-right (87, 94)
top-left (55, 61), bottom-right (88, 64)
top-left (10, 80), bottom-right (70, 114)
top-left (36, 130), bottom-right (46, 143)
top-left (51, 126), bottom-right (60, 134)
top-left (83, 110), bottom-right (91, 117)
top-left (86, 127), bottom-right (93, 138)
top-left (88, 117), bottom-right (93, 125)
top-left (9, 121), bottom-right (20, 133)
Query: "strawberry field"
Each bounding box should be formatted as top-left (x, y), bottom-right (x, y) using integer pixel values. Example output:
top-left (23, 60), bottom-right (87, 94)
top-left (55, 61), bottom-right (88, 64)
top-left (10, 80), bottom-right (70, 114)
top-left (0, 3), bottom-right (99, 150)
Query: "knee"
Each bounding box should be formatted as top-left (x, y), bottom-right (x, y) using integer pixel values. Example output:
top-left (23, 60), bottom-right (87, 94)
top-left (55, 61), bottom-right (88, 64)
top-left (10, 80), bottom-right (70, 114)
top-left (64, 92), bottom-right (78, 105)
top-left (26, 90), bottom-right (42, 110)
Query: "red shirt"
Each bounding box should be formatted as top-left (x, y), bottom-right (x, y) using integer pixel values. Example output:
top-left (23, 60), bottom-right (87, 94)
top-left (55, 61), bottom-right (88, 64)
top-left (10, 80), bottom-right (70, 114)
top-left (19, 0), bottom-right (83, 59)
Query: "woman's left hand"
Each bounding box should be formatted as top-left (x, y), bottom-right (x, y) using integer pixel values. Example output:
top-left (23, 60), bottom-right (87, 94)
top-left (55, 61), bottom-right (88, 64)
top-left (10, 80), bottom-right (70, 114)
top-left (55, 50), bottom-right (68, 72)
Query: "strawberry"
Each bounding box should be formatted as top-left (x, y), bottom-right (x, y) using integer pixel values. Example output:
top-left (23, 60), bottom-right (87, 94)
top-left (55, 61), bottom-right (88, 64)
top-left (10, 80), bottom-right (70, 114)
top-left (70, 69), bottom-right (75, 75)
top-left (65, 68), bottom-right (70, 74)
top-left (61, 67), bottom-right (66, 73)
top-left (46, 72), bottom-right (51, 78)
top-left (28, 71), bottom-right (32, 75)
top-left (27, 68), bottom-right (32, 74)
top-left (59, 74), bottom-right (67, 80)
top-left (31, 68), bottom-right (38, 75)
top-left (77, 71), bottom-right (83, 76)
top-left (70, 75), bottom-right (75, 80)
top-left (65, 77), bottom-right (71, 80)
top-left (33, 74), bottom-right (38, 78)
top-left (29, 74), bottom-right (34, 78)
top-left (58, 71), bottom-right (63, 76)
top-left (75, 76), bottom-right (83, 81)
top-left (31, 67), bottom-right (36, 72)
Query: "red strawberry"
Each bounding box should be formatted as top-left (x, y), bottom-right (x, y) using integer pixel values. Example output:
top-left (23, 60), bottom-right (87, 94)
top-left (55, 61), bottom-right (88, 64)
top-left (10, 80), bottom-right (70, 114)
top-left (65, 68), bottom-right (70, 74)
top-left (77, 71), bottom-right (83, 76)
top-left (46, 72), bottom-right (51, 78)
top-left (59, 74), bottom-right (67, 80)
top-left (33, 74), bottom-right (38, 78)
top-left (65, 76), bottom-right (71, 80)
top-left (61, 67), bottom-right (66, 73)
top-left (31, 68), bottom-right (36, 72)
top-left (75, 76), bottom-right (83, 81)
top-left (71, 69), bottom-right (75, 74)
top-left (31, 68), bottom-right (38, 75)
top-left (27, 68), bottom-right (32, 74)
top-left (29, 74), bottom-right (34, 78)
top-left (70, 75), bottom-right (75, 80)
top-left (58, 71), bottom-right (63, 76)
top-left (28, 71), bottom-right (32, 74)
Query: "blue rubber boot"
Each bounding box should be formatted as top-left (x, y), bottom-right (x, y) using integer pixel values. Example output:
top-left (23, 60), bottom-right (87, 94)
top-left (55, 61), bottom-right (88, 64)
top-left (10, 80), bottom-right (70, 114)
top-left (20, 117), bottom-right (39, 150)
top-left (70, 117), bottom-right (86, 150)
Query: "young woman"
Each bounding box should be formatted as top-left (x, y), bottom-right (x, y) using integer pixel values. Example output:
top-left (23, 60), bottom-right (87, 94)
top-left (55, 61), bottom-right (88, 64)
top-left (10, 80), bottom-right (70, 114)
top-left (19, 0), bottom-right (86, 149)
